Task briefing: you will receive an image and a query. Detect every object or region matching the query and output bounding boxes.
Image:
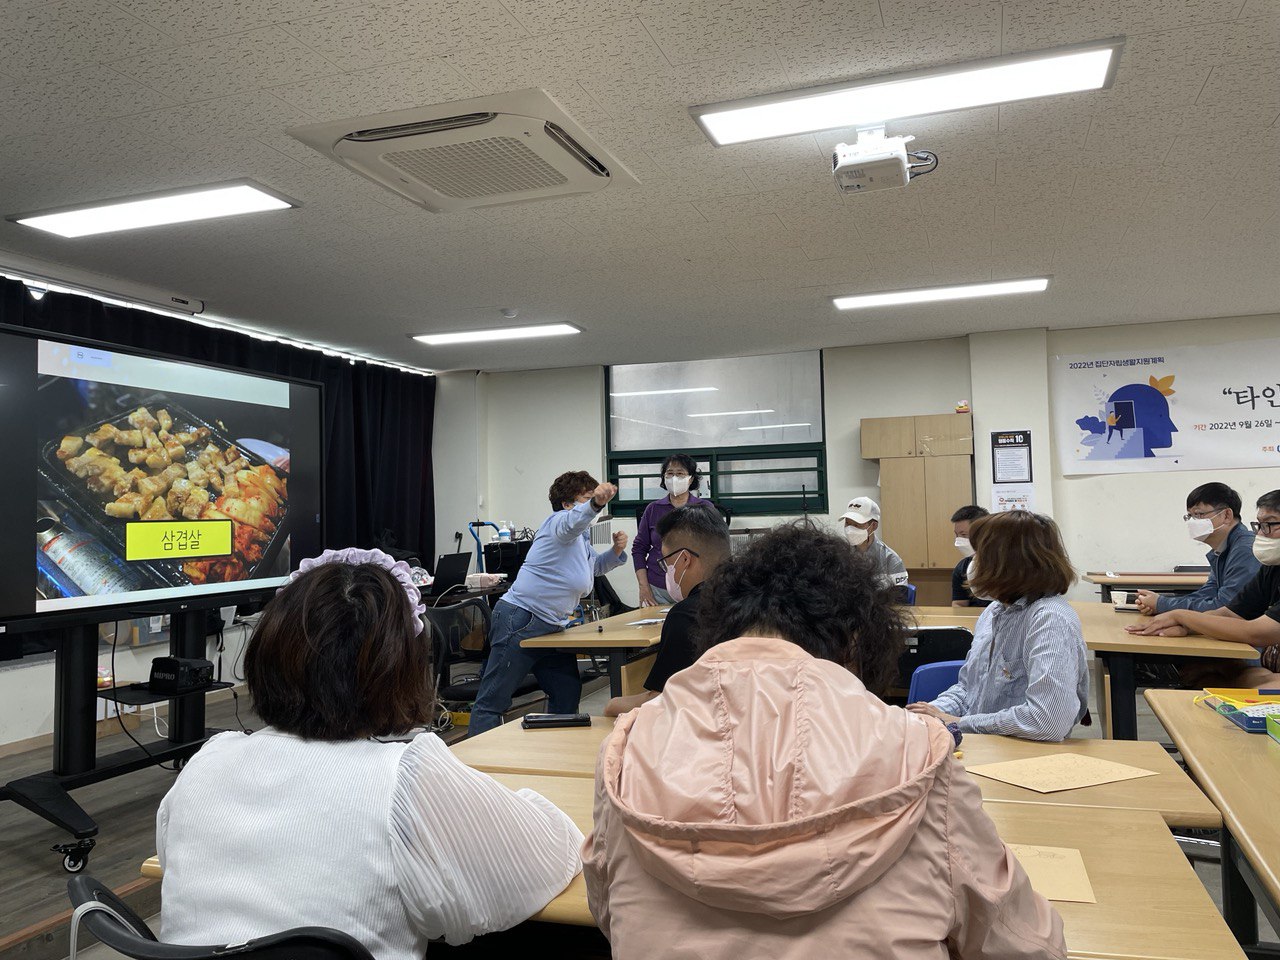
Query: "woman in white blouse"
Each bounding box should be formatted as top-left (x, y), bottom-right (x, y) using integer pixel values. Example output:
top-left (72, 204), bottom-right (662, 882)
top-left (156, 548), bottom-right (583, 958)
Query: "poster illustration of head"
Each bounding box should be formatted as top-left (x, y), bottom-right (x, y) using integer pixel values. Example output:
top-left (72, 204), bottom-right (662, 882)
top-left (1051, 340), bottom-right (1280, 476)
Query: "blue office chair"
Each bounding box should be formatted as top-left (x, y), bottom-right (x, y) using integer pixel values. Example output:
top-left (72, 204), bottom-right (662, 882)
top-left (896, 583), bottom-right (918, 605)
top-left (907, 659), bottom-right (965, 703)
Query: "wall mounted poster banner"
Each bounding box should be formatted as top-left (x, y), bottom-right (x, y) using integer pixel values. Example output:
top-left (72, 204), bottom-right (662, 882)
top-left (1052, 340), bottom-right (1280, 476)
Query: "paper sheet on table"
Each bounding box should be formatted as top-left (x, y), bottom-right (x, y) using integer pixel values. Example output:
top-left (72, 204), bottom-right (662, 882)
top-left (626, 618), bottom-right (665, 626)
top-left (1008, 844), bottom-right (1097, 903)
top-left (967, 753), bottom-right (1158, 793)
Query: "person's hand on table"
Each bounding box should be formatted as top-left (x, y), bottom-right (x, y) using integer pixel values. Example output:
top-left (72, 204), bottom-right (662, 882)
top-left (906, 702), bottom-right (960, 725)
top-left (593, 482), bottom-right (618, 506)
top-left (612, 530), bottom-right (629, 556)
top-left (638, 584), bottom-right (657, 607)
top-left (1125, 611), bottom-right (1189, 636)
top-left (1134, 589), bottom-right (1160, 616)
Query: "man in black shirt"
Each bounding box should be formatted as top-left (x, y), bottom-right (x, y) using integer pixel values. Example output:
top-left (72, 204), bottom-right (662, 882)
top-left (604, 506), bottom-right (732, 716)
top-left (949, 505), bottom-right (991, 608)
top-left (1128, 488), bottom-right (1280, 685)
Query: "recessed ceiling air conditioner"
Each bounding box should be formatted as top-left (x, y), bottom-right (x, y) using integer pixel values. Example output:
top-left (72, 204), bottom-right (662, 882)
top-left (288, 89), bottom-right (637, 213)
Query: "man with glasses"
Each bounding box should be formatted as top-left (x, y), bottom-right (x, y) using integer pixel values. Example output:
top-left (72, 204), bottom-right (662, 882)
top-left (1133, 482), bottom-right (1258, 615)
top-left (1128, 490), bottom-right (1280, 686)
top-left (605, 506), bottom-right (731, 716)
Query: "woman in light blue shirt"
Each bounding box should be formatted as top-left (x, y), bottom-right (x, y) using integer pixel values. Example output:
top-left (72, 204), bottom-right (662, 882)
top-left (468, 471), bottom-right (627, 736)
top-left (908, 511), bottom-right (1088, 742)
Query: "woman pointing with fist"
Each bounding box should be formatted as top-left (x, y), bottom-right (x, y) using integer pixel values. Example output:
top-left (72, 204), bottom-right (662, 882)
top-left (469, 472), bottom-right (628, 736)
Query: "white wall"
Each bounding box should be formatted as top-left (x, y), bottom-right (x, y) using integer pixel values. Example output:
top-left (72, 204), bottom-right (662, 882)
top-left (823, 339), bottom-right (972, 540)
top-left (970, 328), bottom-right (1056, 518)
top-left (0, 623), bottom-right (250, 749)
top-left (1049, 313), bottom-right (1280, 591)
top-left (432, 370), bottom-right (486, 562)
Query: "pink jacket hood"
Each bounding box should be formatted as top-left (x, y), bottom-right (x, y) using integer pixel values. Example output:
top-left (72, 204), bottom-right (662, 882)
top-left (596, 636), bottom-right (954, 919)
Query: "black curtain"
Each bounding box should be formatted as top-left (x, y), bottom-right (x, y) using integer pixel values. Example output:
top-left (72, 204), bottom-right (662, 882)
top-left (2, 276), bottom-right (434, 557)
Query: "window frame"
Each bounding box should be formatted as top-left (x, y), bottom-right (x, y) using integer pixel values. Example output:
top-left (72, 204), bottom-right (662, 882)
top-left (605, 362), bottom-right (829, 518)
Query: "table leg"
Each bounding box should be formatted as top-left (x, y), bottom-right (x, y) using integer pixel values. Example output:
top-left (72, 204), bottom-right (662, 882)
top-left (1106, 652), bottom-right (1138, 740)
top-left (1099, 583), bottom-right (1113, 602)
top-left (607, 650), bottom-right (625, 697)
top-left (1223, 829), bottom-right (1260, 946)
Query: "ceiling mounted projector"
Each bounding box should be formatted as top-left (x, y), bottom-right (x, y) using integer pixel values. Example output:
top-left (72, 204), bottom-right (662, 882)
top-left (832, 126), bottom-right (937, 195)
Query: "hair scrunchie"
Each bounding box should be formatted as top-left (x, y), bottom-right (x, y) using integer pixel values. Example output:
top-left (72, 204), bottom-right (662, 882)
top-left (284, 547), bottom-right (426, 635)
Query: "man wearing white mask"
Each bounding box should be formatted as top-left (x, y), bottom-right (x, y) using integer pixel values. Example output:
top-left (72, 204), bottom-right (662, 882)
top-left (1134, 483), bottom-right (1257, 616)
top-left (841, 497), bottom-right (908, 588)
top-left (1128, 489), bottom-right (1280, 686)
top-left (950, 505), bottom-right (991, 608)
top-left (605, 506), bottom-right (731, 716)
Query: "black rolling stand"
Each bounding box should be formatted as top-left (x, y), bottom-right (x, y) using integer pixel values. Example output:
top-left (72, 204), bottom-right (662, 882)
top-left (1, 609), bottom-right (224, 873)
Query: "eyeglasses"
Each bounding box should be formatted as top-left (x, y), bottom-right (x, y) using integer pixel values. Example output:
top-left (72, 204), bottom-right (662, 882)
top-left (663, 471), bottom-right (690, 479)
top-left (1251, 519), bottom-right (1280, 536)
top-left (658, 547), bottom-right (699, 572)
top-left (1183, 508), bottom-right (1225, 522)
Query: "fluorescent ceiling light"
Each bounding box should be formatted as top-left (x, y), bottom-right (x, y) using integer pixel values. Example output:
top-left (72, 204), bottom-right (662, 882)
top-left (739, 423), bottom-right (812, 431)
top-left (688, 409), bottom-right (776, 418)
top-left (834, 278), bottom-right (1049, 310)
top-left (11, 182), bottom-right (295, 238)
top-left (610, 387), bottom-right (719, 397)
top-left (691, 39), bottom-right (1122, 145)
top-left (415, 323), bottom-right (580, 346)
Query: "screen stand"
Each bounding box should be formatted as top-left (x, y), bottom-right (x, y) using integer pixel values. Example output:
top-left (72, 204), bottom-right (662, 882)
top-left (1, 612), bottom-right (217, 873)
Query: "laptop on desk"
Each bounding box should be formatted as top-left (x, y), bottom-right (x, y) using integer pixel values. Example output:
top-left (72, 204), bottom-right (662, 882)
top-left (426, 552), bottom-right (473, 599)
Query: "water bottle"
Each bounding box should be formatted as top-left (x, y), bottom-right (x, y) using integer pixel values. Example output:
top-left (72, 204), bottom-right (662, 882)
top-left (498, 523), bottom-right (512, 544)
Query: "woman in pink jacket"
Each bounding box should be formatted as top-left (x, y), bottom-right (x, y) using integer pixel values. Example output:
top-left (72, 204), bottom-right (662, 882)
top-left (583, 523), bottom-right (1065, 959)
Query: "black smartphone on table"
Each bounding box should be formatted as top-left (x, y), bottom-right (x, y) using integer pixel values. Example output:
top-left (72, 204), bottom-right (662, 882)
top-left (521, 713), bottom-right (592, 729)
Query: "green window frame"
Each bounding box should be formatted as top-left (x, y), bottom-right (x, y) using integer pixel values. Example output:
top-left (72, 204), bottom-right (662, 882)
top-left (608, 445), bottom-right (828, 518)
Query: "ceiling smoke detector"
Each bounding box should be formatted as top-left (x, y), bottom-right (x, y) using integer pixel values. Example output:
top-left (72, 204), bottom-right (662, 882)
top-left (288, 89), bottom-right (637, 213)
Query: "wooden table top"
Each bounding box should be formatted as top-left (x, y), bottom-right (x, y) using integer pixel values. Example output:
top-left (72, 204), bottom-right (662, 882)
top-left (1146, 689), bottom-right (1280, 915)
top-left (521, 607), bottom-right (669, 650)
top-left (911, 601), bottom-right (1257, 660)
top-left (1084, 572), bottom-right (1210, 587)
top-left (450, 716), bottom-right (613, 778)
top-left (960, 734), bottom-right (1220, 829)
top-left (986, 802), bottom-right (1245, 960)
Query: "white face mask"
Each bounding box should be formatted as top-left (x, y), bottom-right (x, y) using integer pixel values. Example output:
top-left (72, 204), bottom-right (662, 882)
top-left (1186, 517), bottom-right (1216, 542)
top-left (666, 475), bottom-right (691, 497)
top-left (1254, 535), bottom-right (1280, 566)
top-left (955, 536), bottom-right (974, 557)
top-left (845, 524), bottom-right (869, 547)
top-left (967, 557), bottom-right (994, 602)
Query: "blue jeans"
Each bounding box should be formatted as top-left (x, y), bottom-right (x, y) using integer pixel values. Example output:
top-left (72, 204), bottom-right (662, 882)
top-left (468, 600), bottom-right (582, 736)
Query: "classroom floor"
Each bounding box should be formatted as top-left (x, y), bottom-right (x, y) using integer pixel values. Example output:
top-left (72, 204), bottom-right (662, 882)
top-left (2, 672), bottom-right (1274, 960)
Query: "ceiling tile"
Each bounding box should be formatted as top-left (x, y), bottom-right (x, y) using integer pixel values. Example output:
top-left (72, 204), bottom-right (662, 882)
top-left (0, 0), bottom-right (176, 76)
top-left (0, 67), bottom-right (177, 131)
top-left (113, 0), bottom-right (358, 42)
top-left (269, 57), bottom-right (478, 120)
top-left (113, 26), bottom-right (343, 102)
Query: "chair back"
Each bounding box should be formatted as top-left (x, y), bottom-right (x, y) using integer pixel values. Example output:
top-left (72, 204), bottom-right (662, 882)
top-left (908, 660), bottom-right (966, 703)
top-left (897, 626), bottom-right (974, 689)
top-left (66, 876), bottom-right (375, 960)
top-left (896, 583), bottom-right (917, 605)
top-left (423, 598), bottom-right (492, 698)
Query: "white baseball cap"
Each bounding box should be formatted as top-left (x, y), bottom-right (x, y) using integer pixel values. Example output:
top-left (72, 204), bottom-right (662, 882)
top-left (841, 497), bottom-right (881, 524)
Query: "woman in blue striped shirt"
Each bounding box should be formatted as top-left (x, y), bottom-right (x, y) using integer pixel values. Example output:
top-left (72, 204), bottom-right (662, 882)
top-left (908, 511), bottom-right (1088, 742)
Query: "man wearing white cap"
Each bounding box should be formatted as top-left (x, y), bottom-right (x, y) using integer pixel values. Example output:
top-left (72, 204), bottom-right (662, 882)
top-left (841, 497), bottom-right (909, 587)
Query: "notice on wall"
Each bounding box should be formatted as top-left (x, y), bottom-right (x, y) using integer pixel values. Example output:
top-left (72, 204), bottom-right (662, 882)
top-left (992, 483), bottom-right (1036, 513)
top-left (1051, 340), bottom-right (1280, 475)
top-left (992, 430), bottom-right (1033, 483)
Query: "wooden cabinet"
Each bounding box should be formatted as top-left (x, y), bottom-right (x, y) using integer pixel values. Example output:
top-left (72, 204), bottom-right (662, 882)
top-left (860, 416), bottom-right (918, 459)
top-left (861, 413), bottom-right (975, 571)
top-left (879, 457), bottom-right (928, 566)
top-left (924, 455), bottom-right (975, 567)
top-left (915, 413), bottom-right (973, 457)
top-left (860, 413), bottom-right (972, 459)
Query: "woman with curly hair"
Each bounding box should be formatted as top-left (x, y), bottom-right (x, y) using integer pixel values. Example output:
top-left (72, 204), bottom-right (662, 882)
top-left (583, 524), bottom-right (1065, 960)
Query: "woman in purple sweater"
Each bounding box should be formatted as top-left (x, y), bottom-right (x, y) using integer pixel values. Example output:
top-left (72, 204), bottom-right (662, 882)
top-left (632, 454), bottom-right (710, 606)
